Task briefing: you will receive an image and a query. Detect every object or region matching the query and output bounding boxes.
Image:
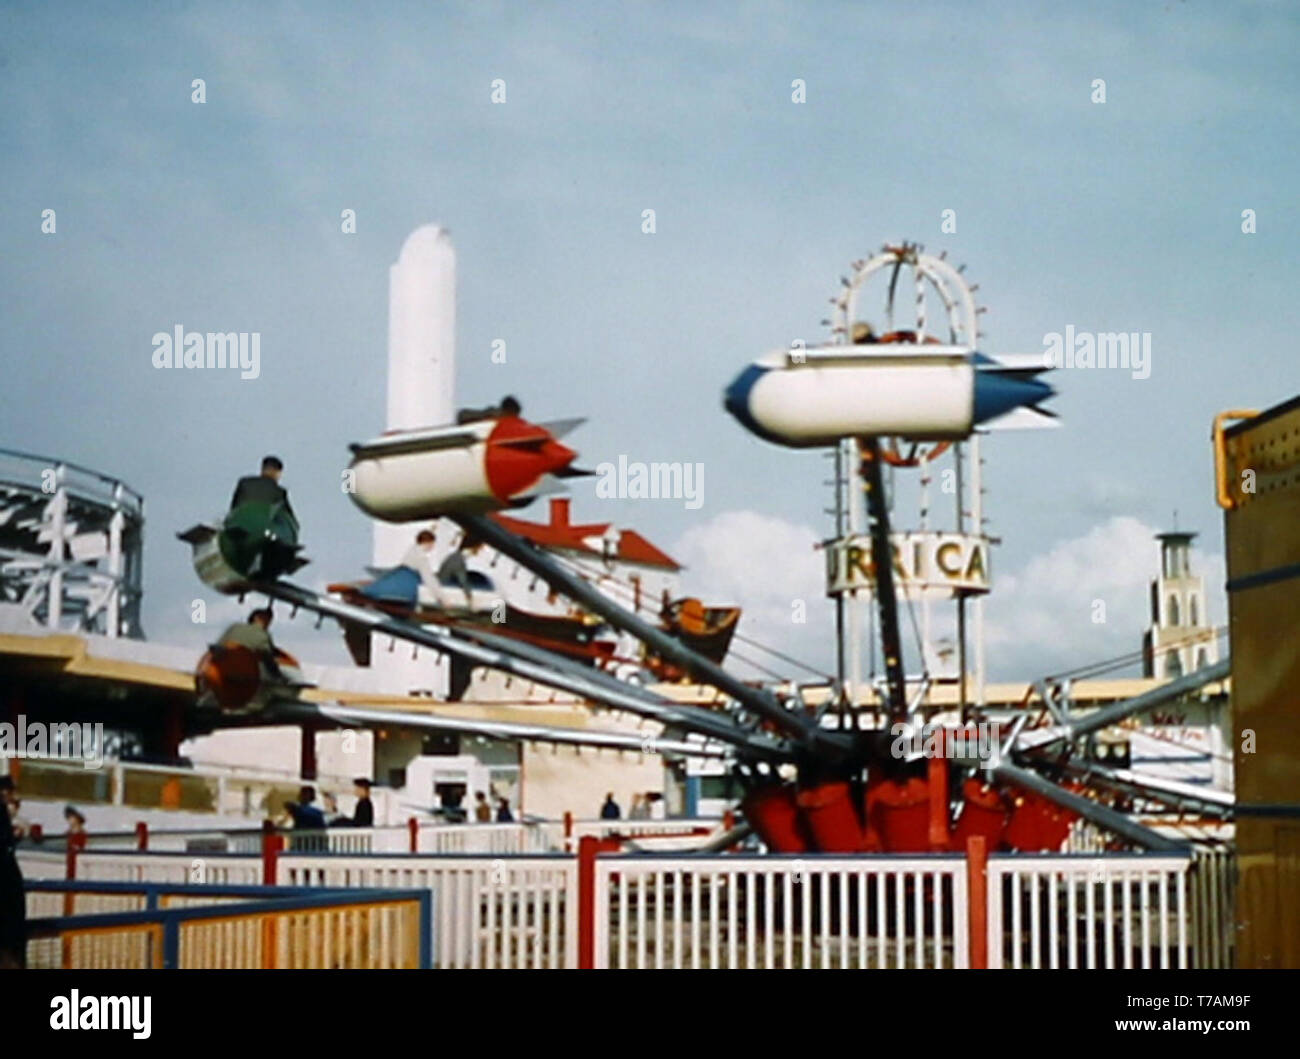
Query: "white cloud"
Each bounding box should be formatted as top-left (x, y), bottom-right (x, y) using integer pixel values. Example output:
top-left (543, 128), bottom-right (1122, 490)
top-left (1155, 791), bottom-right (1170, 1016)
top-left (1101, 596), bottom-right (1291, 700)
top-left (673, 510), bottom-right (834, 679)
top-left (984, 516), bottom-right (1225, 680)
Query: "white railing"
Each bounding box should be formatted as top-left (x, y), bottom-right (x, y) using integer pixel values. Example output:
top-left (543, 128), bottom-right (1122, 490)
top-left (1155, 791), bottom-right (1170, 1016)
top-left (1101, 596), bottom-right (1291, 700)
top-left (64, 825), bottom-right (411, 855)
top-left (280, 854), bottom-right (578, 969)
top-left (417, 822), bottom-right (563, 855)
top-left (594, 854), bottom-right (968, 969)
top-left (23, 841), bottom-right (1237, 971)
top-left (71, 851), bottom-right (263, 887)
top-left (1190, 845), bottom-right (1235, 969)
top-left (411, 818), bottom-right (723, 854)
top-left (273, 828), bottom-right (411, 854)
top-left (16, 851), bottom-right (66, 881)
top-left (572, 818), bottom-right (719, 842)
top-left (987, 853), bottom-right (1199, 969)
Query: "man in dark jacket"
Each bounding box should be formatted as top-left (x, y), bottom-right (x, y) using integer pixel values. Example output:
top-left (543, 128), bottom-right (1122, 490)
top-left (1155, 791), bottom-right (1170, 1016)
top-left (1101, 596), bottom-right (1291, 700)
top-left (230, 455), bottom-right (295, 518)
top-left (0, 776), bottom-right (26, 968)
top-left (285, 785), bottom-right (327, 829)
top-left (600, 792), bottom-right (621, 820)
top-left (350, 778), bottom-right (374, 827)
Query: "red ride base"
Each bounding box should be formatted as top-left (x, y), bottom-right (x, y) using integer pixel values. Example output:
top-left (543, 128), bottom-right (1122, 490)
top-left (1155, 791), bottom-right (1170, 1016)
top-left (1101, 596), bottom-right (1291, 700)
top-left (796, 781), bottom-right (866, 852)
top-left (1003, 789), bottom-right (1076, 852)
top-left (871, 776), bottom-right (932, 852)
top-left (952, 778), bottom-right (1009, 851)
top-left (741, 784), bottom-right (810, 853)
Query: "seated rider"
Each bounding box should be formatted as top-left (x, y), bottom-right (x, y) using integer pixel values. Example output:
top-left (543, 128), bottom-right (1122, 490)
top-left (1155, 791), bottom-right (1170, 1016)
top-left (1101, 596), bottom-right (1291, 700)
top-left (851, 321), bottom-right (878, 345)
top-left (400, 529), bottom-right (440, 594)
top-left (231, 455), bottom-right (295, 519)
top-left (455, 395), bottom-right (522, 425)
top-left (360, 529), bottom-right (438, 607)
top-left (216, 607), bottom-right (285, 681)
top-left (437, 535), bottom-right (485, 608)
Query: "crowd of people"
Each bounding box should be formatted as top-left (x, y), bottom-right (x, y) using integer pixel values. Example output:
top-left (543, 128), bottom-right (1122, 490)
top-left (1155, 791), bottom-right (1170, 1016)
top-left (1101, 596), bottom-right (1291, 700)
top-left (599, 791), bottom-right (664, 820)
top-left (276, 778), bottom-right (374, 830)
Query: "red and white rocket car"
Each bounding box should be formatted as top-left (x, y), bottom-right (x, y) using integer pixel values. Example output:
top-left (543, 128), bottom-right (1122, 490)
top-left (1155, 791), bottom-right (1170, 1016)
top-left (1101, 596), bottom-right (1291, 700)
top-left (346, 413), bottom-right (587, 521)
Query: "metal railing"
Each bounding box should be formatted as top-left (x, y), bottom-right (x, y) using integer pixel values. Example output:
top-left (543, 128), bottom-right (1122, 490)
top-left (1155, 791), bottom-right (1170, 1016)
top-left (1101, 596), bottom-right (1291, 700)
top-left (24, 880), bottom-right (430, 969)
top-left (20, 833), bottom-right (1238, 970)
top-left (1190, 845), bottom-right (1235, 969)
top-left (72, 850), bottom-right (264, 887)
top-left (986, 853), bottom-right (1206, 968)
top-left (593, 853), bottom-right (969, 969)
top-left (418, 821), bottom-right (563, 854)
top-left (0, 447), bottom-right (144, 517)
top-left (280, 853), bottom-right (578, 969)
top-left (413, 818), bottom-right (722, 853)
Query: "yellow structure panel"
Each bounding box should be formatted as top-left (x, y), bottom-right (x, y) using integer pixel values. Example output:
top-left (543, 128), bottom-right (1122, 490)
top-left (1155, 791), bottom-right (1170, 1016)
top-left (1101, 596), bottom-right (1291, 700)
top-left (1221, 396), bottom-right (1300, 968)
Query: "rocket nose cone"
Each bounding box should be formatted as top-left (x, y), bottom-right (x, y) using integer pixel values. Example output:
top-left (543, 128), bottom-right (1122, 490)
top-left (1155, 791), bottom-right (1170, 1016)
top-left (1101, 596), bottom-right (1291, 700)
top-left (723, 363), bottom-right (788, 445)
top-left (484, 418), bottom-right (581, 504)
top-left (540, 438), bottom-right (578, 475)
top-left (972, 372), bottom-right (1055, 424)
top-left (723, 363), bottom-right (764, 421)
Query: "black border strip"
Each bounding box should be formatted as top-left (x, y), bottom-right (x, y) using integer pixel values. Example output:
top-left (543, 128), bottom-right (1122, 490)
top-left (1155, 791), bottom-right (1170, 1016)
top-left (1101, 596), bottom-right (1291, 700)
top-left (1225, 393), bottom-right (1300, 437)
top-left (1235, 804), bottom-right (1300, 818)
top-left (1226, 562), bottom-right (1300, 592)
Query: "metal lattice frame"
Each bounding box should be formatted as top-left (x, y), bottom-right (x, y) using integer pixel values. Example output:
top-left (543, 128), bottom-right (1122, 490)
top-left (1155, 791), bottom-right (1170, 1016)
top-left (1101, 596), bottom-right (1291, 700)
top-left (0, 448), bottom-right (145, 637)
top-left (824, 243), bottom-right (989, 708)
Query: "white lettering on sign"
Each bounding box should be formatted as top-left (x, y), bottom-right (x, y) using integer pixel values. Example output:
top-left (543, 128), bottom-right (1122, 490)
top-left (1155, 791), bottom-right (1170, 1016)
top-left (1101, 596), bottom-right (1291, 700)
top-left (825, 532), bottom-right (990, 597)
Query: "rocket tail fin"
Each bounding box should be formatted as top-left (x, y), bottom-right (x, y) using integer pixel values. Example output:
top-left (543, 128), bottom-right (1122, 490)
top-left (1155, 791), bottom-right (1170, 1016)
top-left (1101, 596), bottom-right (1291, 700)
top-left (978, 404), bottom-right (1059, 431)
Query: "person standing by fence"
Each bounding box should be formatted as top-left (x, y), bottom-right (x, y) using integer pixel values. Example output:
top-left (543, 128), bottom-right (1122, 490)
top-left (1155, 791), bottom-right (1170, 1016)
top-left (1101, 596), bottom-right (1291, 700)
top-left (0, 776), bottom-right (26, 968)
top-left (600, 792), bottom-right (621, 820)
top-left (350, 778), bottom-right (374, 827)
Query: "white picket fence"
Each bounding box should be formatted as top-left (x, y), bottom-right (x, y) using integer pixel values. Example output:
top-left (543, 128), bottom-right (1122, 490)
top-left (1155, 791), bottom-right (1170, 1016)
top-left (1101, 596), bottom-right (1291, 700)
top-left (70, 850), bottom-right (264, 886)
top-left (989, 854), bottom-right (1186, 968)
top-left (987, 851), bottom-right (1234, 969)
top-left (594, 854), bottom-right (968, 969)
top-left (280, 854), bottom-right (577, 969)
top-left (20, 842), bottom-right (1236, 970)
top-left (418, 823), bottom-right (562, 855)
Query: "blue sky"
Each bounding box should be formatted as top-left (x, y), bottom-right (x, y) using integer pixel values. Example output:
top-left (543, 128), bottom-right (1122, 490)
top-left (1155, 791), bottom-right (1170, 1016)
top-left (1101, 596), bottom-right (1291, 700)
top-left (1, 1), bottom-right (1296, 680)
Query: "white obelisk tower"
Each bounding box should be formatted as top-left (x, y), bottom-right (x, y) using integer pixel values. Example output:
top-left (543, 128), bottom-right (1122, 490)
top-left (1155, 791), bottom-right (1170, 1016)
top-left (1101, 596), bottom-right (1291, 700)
top-left (373, 225), bottom-right (457, 569)
top-left (371, 225), bottom-right (457, 696)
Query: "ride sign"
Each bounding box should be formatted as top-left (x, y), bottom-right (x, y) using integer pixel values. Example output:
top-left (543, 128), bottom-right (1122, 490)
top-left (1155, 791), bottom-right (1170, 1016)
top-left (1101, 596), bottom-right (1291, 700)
top-left (825, 531), bottom-right (991, 597)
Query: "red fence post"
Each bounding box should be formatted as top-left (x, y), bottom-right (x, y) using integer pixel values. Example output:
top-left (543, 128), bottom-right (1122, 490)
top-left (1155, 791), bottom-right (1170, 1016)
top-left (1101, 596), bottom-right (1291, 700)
top-left (65, 832), bottom-right (86, 881)
top-left (577, 836), bottom-right (598, 969)
top-left (564, 811), bottom-right (573, 851)
top-left (966, 834), bottom-right (988, 969)
top-left (577, 836), bottom-right (620, 968)
top-left (408, 816), bottom-right (419, 853)
top-left (261, 820), bottom-right (281, 886)
top-left (135, 821), bottom-right (148, 851)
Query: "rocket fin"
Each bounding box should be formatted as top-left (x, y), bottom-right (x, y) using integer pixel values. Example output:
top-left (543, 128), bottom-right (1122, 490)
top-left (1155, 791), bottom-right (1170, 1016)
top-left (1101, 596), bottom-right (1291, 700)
top-left (534, 417), bottom-right (586, 440)
top-left (177, 523), bottom-right (218, 545)
top-left (506, 474), bottom-right (570, 506)
top-left (977, 405), bottom-right (1059, 431)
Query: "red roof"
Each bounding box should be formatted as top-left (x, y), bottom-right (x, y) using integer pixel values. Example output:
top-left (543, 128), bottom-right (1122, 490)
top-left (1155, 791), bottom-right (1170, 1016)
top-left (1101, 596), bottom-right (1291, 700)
top-left (489, 498), bottom-right (682, 570)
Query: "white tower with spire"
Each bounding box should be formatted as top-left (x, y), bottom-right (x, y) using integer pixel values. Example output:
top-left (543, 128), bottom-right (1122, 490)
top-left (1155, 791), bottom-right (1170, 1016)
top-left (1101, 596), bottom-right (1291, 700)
top-left (1142, 531), bottom-right (1218, 679)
